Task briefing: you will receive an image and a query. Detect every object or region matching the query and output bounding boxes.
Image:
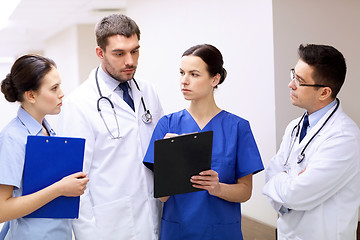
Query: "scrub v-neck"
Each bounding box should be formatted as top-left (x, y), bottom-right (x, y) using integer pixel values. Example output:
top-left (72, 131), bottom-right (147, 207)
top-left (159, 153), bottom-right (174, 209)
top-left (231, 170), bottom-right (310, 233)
top-left (184, 109), bottom-right (224, 131)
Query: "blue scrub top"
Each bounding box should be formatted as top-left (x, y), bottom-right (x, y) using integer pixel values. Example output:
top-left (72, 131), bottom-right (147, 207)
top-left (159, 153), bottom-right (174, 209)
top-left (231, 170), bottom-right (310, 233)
top-left (144, 109), bottom-right (264, 240)
top-left (0, 107), bottom-right (72, 240)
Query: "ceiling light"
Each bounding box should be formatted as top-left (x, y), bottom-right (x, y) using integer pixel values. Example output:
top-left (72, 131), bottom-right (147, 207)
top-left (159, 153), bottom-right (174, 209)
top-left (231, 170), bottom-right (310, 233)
top-left (91, 8), bottom-right (126, 15)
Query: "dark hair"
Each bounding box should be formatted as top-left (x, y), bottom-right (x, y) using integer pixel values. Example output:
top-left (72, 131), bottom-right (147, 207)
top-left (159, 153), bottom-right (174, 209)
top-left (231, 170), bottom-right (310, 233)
top-left (95, 14), bottom-right (141, 50)
top-left (298, 44), bottom-right (346, 98)
top-left (1, 54), bottom-right (56, 103)
top-left (182, 44), bottom-right (227, 87)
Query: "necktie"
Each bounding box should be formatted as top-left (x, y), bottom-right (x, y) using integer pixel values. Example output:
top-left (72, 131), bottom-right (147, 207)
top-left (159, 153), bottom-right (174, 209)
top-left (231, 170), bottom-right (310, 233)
top-left (118, 82), bottom-right (134, 111)
top-left (299, 115), bottom-right (309, 143)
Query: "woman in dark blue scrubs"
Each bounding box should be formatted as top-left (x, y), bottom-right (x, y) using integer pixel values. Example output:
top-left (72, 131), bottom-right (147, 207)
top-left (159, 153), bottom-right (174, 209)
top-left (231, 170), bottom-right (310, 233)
top-left (144, 44), bottom-right (264, 240)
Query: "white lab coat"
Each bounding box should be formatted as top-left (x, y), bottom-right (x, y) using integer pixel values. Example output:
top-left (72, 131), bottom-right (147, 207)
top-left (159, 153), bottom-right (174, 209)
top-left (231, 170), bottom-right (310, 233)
top-left (263, 103), bottom-right (360, 240)
top-left (58, 68), bottom-right (164, 240)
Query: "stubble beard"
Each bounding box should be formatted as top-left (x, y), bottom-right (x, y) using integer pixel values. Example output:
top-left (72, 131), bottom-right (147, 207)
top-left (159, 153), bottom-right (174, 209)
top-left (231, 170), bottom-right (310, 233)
top-left (103, 57), bottom-right (137, 83)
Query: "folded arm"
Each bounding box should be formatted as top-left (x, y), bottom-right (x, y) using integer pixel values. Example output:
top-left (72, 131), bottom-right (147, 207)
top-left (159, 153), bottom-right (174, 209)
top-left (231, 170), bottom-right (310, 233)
top-left (263, 133), bottom-right (359, 211)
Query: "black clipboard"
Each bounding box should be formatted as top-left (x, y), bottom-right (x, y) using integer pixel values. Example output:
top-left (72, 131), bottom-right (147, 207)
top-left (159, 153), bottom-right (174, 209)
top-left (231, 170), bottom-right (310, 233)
top-left (154, 131), bottom-right (213, 198)
top-left (22, 135), bottom-right (85, 219)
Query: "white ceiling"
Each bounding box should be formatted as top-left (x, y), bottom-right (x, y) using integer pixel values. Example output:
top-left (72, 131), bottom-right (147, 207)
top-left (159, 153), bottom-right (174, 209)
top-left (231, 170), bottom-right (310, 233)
top-left (0, 0), bottom-right (127, 59)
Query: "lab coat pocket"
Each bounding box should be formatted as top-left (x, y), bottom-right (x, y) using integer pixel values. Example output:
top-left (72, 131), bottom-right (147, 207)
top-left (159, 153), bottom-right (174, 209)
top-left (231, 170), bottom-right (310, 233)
top-left (93, 196), bottom-right (136, 240)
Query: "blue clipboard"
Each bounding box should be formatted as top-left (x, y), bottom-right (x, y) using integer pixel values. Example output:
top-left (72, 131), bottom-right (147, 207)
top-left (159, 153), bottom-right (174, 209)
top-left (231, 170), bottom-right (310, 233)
top-left (22, 135), bottom-right (85, 219)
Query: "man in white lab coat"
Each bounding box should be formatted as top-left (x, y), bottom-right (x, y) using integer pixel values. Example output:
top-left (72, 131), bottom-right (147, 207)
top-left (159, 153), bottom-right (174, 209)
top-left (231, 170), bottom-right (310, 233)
top-left (58, 14), bottom-right (163, 240)
top-left (263, 44), bottom-right (360, 239)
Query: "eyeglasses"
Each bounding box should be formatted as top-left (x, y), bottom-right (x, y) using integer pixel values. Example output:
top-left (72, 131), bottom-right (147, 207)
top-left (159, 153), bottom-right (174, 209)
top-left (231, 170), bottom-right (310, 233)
top-left (290, 69), bottom-right (328, 88)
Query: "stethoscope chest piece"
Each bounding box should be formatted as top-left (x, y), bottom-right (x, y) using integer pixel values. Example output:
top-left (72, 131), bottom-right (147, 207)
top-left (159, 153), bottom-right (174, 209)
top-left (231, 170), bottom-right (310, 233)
top-left (297, 153), bottom-right (305, 164)
top-left (142, 110), bottom-right (153, 124)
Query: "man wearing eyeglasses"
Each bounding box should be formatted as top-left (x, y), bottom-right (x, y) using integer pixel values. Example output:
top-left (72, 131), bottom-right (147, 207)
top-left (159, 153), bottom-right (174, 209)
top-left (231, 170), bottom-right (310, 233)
top-left (263, 44), bottom-right (360, 239)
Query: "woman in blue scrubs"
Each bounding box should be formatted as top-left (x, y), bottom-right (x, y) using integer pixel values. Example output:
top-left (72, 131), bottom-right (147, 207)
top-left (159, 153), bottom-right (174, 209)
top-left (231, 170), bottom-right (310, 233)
top-left (143, 44), bottom-right (264, 239)
top-left (0, 55), bottom-right (89, 239)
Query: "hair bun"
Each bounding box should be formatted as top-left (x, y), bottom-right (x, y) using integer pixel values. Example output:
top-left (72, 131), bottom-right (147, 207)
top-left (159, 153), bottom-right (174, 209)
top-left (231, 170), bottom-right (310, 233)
top-left (219, 67), bottom-right (227, 85)
top-left (1, 73), bottom-right (18, 102)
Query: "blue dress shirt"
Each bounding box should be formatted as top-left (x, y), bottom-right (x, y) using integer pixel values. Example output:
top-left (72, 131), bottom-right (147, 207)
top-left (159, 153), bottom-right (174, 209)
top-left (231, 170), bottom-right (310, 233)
top-left (307, 99), bottom-right (337, 133)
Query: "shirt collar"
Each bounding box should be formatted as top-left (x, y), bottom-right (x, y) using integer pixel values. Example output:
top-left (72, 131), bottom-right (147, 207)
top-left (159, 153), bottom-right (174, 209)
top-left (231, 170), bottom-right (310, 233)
top-left (307, 99), bottom-right (337, 129)
top-left (98, 65), bottom-right (132, 92)
top-left (17, 107), bottom-right (56, 136)
top-left (43, 119), bottom-right (56, 136)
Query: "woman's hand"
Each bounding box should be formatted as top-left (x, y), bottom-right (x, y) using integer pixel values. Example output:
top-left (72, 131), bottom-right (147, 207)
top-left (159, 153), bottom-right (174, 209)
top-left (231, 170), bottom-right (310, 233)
top-left (55, 172), bottom-right (89, 197)
top-left (191, 171), bottom-right (253, 203)
top-left (190, 170), bottom-right (220, 196)
top-left (0, 172), bottom-right (89, 222)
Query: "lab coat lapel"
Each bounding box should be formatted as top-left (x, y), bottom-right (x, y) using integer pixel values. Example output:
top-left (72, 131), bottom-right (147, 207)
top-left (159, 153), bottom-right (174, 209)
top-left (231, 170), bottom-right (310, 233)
top-left (111, 91), bottom-right (135, 115)
top-left (99, 79), bottom-right (136, 116)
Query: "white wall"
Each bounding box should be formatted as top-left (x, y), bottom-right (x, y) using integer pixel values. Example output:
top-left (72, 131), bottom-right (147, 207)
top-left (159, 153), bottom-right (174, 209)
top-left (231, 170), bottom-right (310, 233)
top-left (43, 25), bottom-right (79, 128)
top-left (44, 24), bottom-right (98, 128)
top-left (76, 24), bottom-right (99, 84)
top-left (127, 0), bottom-right (278, 226)
top-left (45, 24), bottom-right (98, 99)
top-left (45, 26), bottom-right (80, 98)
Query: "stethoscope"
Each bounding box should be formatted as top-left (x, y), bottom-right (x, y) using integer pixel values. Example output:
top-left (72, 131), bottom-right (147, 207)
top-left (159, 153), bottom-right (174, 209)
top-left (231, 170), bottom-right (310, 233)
top-left (95, 66), bottom-right (152, 139)
top-left (284, 98), bottom-right (340, 166)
